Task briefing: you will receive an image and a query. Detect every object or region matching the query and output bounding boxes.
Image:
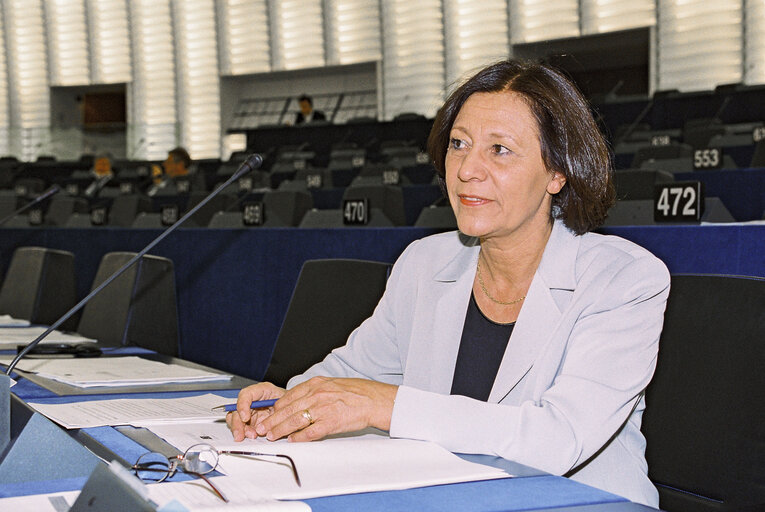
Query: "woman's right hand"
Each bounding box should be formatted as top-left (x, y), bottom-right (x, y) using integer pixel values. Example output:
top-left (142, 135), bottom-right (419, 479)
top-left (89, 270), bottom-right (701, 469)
top-left (226, 382), bottom-right (286, 441)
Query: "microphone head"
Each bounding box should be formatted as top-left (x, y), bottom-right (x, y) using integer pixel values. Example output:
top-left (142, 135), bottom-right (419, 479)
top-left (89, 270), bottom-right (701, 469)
top-left (233, 153), bottom-right (264, 179)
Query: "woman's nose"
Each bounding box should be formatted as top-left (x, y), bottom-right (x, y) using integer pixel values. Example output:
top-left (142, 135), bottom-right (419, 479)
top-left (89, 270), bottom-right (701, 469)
top-left (456, 148), bottom-right (487, 181)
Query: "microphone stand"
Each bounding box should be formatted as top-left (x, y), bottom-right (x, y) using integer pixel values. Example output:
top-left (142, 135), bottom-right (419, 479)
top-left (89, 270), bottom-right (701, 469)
top-left (5, 154), bottom-right (263, 376)
top-left (0, 185), bottom-right (61, 227)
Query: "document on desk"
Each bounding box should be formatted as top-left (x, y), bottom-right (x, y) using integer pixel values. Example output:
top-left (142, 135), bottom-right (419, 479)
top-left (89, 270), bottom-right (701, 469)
top-left (0, 326), bottom-right (95, 349)
top-left (143, 421), bottom-right (510, 500)
top-left (8, 356), bottom-right (232, 387)
top-left (0, 314), bottom-right (30, 327)
top-left (26, 393), bottom-right (232, 428)
top-left (0, 477), bottom-right (310, 511)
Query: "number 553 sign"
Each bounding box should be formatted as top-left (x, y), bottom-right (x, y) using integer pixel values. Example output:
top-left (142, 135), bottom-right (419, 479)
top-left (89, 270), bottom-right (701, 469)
top-left (654, 181), bottom-right (704, 222)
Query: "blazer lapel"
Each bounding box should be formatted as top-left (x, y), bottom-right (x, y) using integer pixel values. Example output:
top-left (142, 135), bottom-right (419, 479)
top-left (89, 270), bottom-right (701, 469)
top-left (412, 237), bottom-right (479, 393)
top-left (488, 221), bottom-right (580, 403)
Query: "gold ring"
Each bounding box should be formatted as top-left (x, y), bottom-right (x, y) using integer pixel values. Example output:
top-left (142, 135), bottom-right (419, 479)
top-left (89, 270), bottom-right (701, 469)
top-left (301, 409), bottom-right (314, 425)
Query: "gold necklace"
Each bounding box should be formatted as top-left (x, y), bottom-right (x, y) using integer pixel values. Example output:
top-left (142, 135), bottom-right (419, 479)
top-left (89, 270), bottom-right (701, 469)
top-left (476, 258), bottom-right (526, 306)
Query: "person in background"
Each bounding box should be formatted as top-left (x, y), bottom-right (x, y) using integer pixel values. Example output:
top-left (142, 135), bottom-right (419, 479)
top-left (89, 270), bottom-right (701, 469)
top-left (294, 94), bottom-right (326, 125)
top-left (83, 152), bottom-right (114, 198)
top-left (147, 146), bottom-right (193, 196)
top-left (228, 59), bottom-right (670, 508)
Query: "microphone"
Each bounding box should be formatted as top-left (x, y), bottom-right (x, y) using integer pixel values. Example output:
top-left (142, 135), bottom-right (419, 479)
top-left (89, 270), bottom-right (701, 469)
top-left (4, 153), bottom-right (263, 376)
top-left (0, 185), bottom-right (60, 227)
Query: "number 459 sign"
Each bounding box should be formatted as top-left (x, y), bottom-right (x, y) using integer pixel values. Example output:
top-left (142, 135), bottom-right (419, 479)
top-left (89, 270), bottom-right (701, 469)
top-left (654, 181), bottom-right (704, 222)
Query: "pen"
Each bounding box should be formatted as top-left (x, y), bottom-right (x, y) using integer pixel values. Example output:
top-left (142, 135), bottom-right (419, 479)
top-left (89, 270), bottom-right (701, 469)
top-left (211, 399), bottom-right (278, 412)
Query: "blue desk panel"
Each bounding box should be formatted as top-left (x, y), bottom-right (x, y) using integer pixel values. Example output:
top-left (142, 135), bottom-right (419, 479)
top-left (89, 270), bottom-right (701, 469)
top-left (1, 225), bottom-right (762, 381)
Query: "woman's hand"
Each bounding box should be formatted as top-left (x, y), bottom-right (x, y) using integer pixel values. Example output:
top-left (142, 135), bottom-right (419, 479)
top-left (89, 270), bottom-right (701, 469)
top-left (255, 377), bottom-right (398, 442)
top-left (226, 382), bottom-right (286, 441)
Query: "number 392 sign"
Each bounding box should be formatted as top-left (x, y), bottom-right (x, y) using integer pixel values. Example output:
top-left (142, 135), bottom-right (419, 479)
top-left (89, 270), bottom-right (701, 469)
top-left (654, 181), bottom-right (704, 222)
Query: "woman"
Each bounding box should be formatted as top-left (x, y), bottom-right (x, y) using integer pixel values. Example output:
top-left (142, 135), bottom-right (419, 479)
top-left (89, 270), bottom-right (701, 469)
top-left (227, 60), bottom-right (669, 507)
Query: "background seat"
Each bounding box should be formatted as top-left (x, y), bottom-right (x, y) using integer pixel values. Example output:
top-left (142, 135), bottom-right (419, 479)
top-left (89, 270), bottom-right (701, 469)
top-left (0, 247), bottom-right (77, 328)
top-left (262, 259), bottom-right (391, 386)
top-left (342, 184), bottom-right (406, 226)
top-left (613, 169), bottom-right (674, 200)
top-left (642, 274), bottom-right (765, 511)
top-left (76, 252), bottom-right (179, 356)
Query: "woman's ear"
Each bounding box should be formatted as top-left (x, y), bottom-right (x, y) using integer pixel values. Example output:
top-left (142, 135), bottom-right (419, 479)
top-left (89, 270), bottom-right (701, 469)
top-left (547, 171), bottom-right (566, 195)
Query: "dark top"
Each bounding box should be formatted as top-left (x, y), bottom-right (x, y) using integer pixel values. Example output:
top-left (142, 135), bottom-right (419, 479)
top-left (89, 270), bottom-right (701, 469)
top-left (450, 292), bottom-right (515, 401)
top-left (295, 110), bottom-right (327, 124)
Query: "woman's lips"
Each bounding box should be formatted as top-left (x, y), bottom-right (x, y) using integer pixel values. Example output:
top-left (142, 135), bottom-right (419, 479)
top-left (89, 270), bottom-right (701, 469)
top-left (458, 194), bottom-right (490, 206)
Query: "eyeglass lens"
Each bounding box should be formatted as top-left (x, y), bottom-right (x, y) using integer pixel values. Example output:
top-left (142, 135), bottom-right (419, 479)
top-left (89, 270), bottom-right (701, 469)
top-left (134, 452), bottom-right (171, 482)
top-left (181, 444), bottom-right (219, 475)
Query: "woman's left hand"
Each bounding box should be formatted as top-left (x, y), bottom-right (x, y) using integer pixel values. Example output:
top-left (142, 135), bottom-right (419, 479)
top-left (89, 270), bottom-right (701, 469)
top-left (254, 377), bottom-right (398, 442)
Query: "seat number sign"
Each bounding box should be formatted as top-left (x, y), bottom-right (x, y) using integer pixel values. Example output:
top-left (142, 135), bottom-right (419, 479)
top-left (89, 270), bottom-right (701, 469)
top-left (692, 148), bottom-right (722, 170)
top-left (243, 202), bottom-right (264, 226)
top-left (654, 181), bottom-right (704, 222)
top-left (343, 198), bottom-right (368, 225)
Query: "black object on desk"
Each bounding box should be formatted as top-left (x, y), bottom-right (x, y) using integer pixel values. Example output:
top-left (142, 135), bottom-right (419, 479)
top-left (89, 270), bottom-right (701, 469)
top-left (17, 343), bottom-right (103, 358)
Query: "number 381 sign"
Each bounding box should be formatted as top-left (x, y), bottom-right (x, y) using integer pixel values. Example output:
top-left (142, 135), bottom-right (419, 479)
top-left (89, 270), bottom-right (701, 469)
top-left (654, 181), bottom-right (704, 222)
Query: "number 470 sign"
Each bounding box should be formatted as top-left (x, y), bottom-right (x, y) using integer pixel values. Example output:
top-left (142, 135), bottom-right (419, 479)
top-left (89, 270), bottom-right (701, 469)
top-left (654, 181), bottom-right (704, 222)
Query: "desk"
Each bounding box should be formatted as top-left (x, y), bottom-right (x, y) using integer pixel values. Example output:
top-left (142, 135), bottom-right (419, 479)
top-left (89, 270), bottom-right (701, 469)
top-left (2, 353), bottom-right (659, 511)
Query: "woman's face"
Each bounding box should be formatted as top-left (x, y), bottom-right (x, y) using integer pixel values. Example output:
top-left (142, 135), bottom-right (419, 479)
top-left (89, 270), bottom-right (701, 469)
top-left (445, 91), bottom-right (566, 242)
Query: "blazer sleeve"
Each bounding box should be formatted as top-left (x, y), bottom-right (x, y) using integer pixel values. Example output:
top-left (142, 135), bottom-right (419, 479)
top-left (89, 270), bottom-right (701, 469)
top-left (389, 251), bottom-right (670, 476)
top-left (286, 239), bottom-right (420, 388)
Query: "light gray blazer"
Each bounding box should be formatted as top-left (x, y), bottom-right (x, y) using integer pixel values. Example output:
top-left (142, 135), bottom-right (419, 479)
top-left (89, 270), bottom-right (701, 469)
top-left (289, 220), bottom-right (670, 507)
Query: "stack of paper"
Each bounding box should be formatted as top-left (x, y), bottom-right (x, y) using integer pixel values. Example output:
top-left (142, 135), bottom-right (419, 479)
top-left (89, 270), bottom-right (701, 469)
top-left (142, 422), bottom-right (510, 500)
top-left (0, 326), bottom-right (95, 349)
top-left (27, 393), bottom-right (231, 429)
top-left (11, 356), bottom-right (232, 388)
top-left (0, 475), bottom-right (311, 511)
top-left (0, 315), bottom-right (31, 327)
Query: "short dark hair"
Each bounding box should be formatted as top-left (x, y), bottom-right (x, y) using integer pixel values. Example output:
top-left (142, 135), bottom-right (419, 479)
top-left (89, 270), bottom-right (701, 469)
top-left (427, 59), bottom-right (615, 235)
top-left (168, 146), bottom-right (191, 168)
top-left (298, 94), bottom-right (313, 106)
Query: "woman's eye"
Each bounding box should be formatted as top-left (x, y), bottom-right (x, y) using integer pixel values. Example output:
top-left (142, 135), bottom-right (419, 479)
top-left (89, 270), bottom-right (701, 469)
top-left (491, 144), bottom-right (510, 155)
top-left (449, 138), bottom-right (466, 150)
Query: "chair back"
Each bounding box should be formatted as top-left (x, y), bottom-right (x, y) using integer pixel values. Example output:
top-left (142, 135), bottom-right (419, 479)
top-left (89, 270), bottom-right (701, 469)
top-left (263, 259), bottom-right (391, 387)
top-left (77, 252), bottom-right (179, 356)
top-left (643, 274), bottom-right (765, 511)
top-left (0, 247), bottom-right (77, 328)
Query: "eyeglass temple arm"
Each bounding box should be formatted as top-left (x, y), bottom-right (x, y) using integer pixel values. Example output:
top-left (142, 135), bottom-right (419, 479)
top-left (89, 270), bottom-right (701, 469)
top-left (219, 450), bottom-right (301, 487)
top-left (132, 464), bottom-right (230, 503)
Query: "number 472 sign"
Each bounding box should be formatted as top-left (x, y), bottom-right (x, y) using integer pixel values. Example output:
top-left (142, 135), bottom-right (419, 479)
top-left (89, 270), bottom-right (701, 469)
top-left (654, 181), bottom-right (704, 222)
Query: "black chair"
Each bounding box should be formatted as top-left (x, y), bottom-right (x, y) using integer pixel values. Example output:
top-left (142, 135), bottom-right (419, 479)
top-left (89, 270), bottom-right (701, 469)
top-left (750, 139), bottom-right (765, 168)
top-left (76, 252), bottom-right (179, 356)
top-left (45, 196), bottom-right (89, 226)
top-left (298, 208), bottom-right (394, 228)
top-left (262, 190), bottom-right (313, 227)
top-left (107, 195), bottom-right (152, 227)
top-left (643, 274), bottom-right (765, 511)
top-left (263, 259), bottom-right (391, 387)
top-left (603, 198), bottom-right (734, 226)
top-left (415, 205), bottom-right (457, 228)
top-left (0, 247), bottom-right (77, 328)
top-left (207, 211), bottom-right (249, 228)
top-left (343, 184), bottom-right (407, 226)
top-left (613, 169), bottom-right (674, 201)
top-left (631, 143), bottom-right (693, 169)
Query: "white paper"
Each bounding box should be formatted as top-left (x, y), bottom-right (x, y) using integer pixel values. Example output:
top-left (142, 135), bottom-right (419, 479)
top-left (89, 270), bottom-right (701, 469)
top-left (0, 477), bottom-right (310, 512)
top-left (0, 314), bottom-right (30, 327)
top-left (147, 475), bottom-right (310, 511)
top-left (27, 393), bottom-right (232, 429)
top-left (0, 326), bottom-right (95, 349)
top-left (145, 422), bottom-right (509, 500)
top-left (0, 491), bottom-right (77, 512)
top-left (9, 356), bottom-right (232, 388)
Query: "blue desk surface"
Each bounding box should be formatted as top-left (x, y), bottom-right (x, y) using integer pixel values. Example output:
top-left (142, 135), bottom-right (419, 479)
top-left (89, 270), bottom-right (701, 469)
top-left (3, 373), bottom-right (659, 511)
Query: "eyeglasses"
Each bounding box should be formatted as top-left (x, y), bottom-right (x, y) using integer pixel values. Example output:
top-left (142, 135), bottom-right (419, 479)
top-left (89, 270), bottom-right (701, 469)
top-left (132, 442), bottom-right (301, 502)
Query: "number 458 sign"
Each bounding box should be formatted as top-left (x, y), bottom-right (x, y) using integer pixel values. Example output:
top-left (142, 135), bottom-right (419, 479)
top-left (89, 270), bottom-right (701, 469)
top-left (654, 181), bottom-right (704, 222)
